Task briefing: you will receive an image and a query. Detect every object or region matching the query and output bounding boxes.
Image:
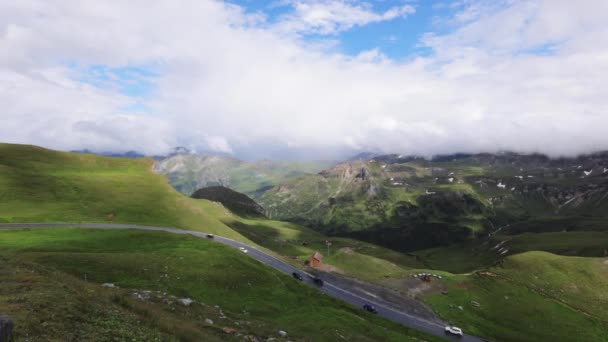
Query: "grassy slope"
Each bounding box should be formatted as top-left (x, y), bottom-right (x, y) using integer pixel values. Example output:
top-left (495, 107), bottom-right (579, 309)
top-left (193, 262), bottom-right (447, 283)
top-left (0, 143), bottom-right (243, 239)
top-left (424, 251), bottom-right (608, 342)
top-left (0, 143), bottom-right (427, 281)
top-left (0, 228), bottom-right (438, 342)
top-left (224, 218), bottom-right (426, 281)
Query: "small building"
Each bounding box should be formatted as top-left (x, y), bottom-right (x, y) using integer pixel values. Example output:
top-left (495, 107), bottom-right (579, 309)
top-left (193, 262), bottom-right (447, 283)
top-left (307, 251), bottom-right (323, 268)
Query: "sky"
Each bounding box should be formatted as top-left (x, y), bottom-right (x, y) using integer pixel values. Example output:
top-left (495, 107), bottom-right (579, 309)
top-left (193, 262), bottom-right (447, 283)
top-left (1, 0), bottom-right (608, 160)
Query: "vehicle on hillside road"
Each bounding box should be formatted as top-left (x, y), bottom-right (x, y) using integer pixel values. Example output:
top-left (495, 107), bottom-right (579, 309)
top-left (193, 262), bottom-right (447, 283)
top-left (444, 326), bottom-right (463, 337)
top-left (206, 233), bottom-right (214, 239)
top-left (238, 247), bottom-right (248, 253)
top-left (363, 304), bottom-right (377, 314)
top-left (292, 272), bottom-right (303, 281)
top-left (312, 276), bottom-right (324, 286)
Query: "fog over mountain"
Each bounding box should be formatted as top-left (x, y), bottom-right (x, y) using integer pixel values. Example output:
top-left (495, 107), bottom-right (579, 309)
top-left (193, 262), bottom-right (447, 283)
top-left (2, 1), bottom-right (607, 160)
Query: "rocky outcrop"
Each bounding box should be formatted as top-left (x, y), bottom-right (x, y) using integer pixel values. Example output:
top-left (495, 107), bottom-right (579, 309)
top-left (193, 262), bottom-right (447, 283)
top-left (0, 314), bottom-right (13, 342)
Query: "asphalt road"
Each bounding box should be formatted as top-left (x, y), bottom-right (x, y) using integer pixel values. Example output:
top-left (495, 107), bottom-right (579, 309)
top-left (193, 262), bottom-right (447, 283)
top-left (0, 223), bottom-right (485, 342)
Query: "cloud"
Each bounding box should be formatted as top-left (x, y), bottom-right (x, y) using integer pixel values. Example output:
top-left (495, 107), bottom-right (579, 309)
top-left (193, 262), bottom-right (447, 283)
top-left (204, 136), bottom-right (233, 154)
top-left (0, 0), bottom-right (607, 159)
top-left (274, 0), bottom-right (416, 35)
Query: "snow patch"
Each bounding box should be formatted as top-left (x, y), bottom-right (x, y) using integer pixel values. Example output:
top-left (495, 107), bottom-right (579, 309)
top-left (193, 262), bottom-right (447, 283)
top-left (584, 170), bottom-right (593, 177)
top-left (497, 182), bottom-right (506, 189)
top-left (448, 177), bottom-right (454, 183)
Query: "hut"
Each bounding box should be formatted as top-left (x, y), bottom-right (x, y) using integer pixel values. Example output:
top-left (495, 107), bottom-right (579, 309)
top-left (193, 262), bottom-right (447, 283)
top-left (307, 251), bottom-right (323, 268)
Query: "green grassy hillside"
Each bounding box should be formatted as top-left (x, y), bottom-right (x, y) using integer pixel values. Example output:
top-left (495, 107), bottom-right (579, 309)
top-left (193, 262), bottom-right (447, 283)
top-left (0, 143), bottom-right (243, 239)
top-left (424, 251), bottom-right (608, 341)
top-left (0, 228), bottom-right (437, 341)
top-left (259, 153), bottom-right (608, 257)
top-left (0, 143), bottom-right (425, 281)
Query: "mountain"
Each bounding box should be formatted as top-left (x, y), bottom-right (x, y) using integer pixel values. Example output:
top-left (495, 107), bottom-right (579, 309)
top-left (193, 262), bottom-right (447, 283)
top-left (71, 149), bottom-right (146, 158)
top-left (258, 152), bottom-right (608, 252)
top-left (154, 153), bottom-right (336, 196)
top-left (0, 143), bottom-right (438, 341)
top-left (191, 186), bottom-right (265, 217)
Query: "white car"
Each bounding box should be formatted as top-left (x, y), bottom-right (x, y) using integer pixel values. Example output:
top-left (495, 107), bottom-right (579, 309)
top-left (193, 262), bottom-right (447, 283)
top-left (445, 326), bottom-right (463, 337)
top-left (238, 247), bottom-right (248, 253)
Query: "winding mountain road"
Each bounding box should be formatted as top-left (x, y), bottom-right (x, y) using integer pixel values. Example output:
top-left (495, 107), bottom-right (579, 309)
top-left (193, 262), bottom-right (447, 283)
top-left (0, 223), bottom-right (485, 342)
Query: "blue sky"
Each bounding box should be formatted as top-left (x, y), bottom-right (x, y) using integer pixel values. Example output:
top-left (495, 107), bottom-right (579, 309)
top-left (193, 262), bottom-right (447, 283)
top-left (229, 0), bottom-right (456, 59)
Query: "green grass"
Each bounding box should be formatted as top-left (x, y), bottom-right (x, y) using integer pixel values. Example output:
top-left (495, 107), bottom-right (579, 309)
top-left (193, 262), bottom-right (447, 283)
top-left (0, 228), bottom-right (439, 341)
top-left (0, 143), bottom-right (243, 239)
top-left (424, 251), bottom-right (608, 341)
top-left (494, 231), bottom-right (608, 256)
top-left (411, 242), bottom-right (499, 274)
top-left (225, 218), bottom-right (425, 280)
top-left (0, 142), bottom-right (429, 281)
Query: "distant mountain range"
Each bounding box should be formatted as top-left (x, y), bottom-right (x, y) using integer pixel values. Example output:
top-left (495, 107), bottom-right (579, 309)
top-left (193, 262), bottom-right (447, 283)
top-left (154, 152), bottom-right (336, 196)
top-left (257, 151), bottom-right (608, 251)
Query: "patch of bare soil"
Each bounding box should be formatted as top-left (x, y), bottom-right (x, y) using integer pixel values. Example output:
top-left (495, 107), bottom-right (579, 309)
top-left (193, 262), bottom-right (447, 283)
top-left (317, 263), bottom-right (344, 274)
top-left (382, 277), bottom-right (445, 297)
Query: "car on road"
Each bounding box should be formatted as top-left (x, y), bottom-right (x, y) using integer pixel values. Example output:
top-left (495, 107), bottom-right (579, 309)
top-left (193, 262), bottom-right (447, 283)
top-left (312, 276), bottom-right (324, 286)
top-left (238, 247), bottom-right (248, 253)
top-left (206, 233), bottom-right (214, 239)
top-left (444, 326), bottom-right (463, 337)
top-left (362, 304), bottom-right (377, 314)
top-left (292, 272), bottom-right (303, 281)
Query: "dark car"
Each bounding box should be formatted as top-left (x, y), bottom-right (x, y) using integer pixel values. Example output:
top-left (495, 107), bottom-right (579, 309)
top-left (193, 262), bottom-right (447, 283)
top-left (292, 272), bottom-right (303, 281)
top-left (313, 277), bottom-right (324, 286)
top-left (206, 234), bottom-right (214, 239)
top-left (363, 304), bottom-right (377, 314)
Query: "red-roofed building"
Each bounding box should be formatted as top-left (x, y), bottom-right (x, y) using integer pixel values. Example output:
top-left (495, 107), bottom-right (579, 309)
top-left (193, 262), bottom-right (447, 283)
top-left (307, 251), bottom-right (323, 268)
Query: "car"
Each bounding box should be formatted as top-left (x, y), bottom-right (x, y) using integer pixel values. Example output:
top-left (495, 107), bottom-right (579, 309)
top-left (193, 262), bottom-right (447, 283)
top-left (206, 233), bottom-right (214, 239)
top-left (292, 272), bottom-right (303, 281)
top-left (444, 326), bottom-right (463, 337)
top-left (238, 247), bottom-right (248, 253)
top-left (362, 304), bottom-right (377, 314)
top-left (312, 276), bottom-right (324, 286)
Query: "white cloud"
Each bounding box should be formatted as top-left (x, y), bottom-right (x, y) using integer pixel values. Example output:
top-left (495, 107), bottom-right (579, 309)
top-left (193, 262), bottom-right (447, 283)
top-left (204, 136), bottom-right (233, 154)
top-left (0, 0), bottom-right (607, 159)
top-left (275, 0), bottom-right (415, 35)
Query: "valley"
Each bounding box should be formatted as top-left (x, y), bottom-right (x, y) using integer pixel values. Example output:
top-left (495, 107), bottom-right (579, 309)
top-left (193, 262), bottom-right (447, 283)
top-left (2, 143), bottom-right (608, 341)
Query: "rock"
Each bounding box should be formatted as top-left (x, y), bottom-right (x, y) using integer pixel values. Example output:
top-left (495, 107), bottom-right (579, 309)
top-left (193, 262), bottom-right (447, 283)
top-left (0, 314), bottom-right (14, 342)
top-left (441, 290), bottom-right (448, 295)
top-left (457, 305), bottom-right (463, 310)
top-left (102, 283), bottom-right (116, 288)
top-left (471, 301), bottom-right (481, 308)
top-left (278, 330), bottom-right (287, 337)
top-left (178, 298), bottom-right (194, 306)
top-left (204, 318), bottom-right (214, 325)
top-left (266, 338), bottom-right (276, 342)
top-left (222, 327), bottom-right (237, 334)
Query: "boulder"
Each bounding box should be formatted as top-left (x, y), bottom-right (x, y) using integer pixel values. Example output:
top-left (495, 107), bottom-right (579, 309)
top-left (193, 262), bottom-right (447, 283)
top-left (178, 298), bottom-right (194, 306)
top-left (0, 314), bottom-right (14, 342)
top-left (278, 330), bottom-right (287, 337)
